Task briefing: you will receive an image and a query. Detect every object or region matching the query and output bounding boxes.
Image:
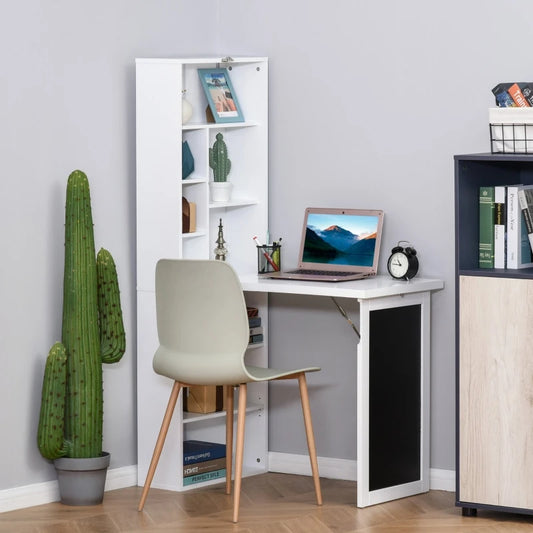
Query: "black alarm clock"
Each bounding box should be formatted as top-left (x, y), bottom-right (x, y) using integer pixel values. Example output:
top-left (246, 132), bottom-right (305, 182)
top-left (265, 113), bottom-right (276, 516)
top-left (387, 242), bottom-right (419, 280)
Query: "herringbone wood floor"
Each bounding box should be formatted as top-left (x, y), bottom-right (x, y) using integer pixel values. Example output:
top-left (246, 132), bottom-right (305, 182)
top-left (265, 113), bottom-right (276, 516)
top-left (1, 473), bottom-right (533, 532)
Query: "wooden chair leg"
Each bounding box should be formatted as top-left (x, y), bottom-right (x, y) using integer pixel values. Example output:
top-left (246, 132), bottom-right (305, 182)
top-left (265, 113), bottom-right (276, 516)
top-left (225, 385), bottom-right (234, 495)
top-left (233, 383), bottom-right (247, 523)
top-left (138, 381), bottom-right (182, 511)
top-left (298, 373), bottom-right (322, 506)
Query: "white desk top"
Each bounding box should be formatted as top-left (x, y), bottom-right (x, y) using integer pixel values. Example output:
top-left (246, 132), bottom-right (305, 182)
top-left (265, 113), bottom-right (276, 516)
top-left (239, 273), bottom-right (444, 300)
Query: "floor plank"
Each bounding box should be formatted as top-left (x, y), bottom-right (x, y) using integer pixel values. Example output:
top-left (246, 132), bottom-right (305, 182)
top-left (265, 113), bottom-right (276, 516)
top-left (0, 473), bottom-right (532, 532)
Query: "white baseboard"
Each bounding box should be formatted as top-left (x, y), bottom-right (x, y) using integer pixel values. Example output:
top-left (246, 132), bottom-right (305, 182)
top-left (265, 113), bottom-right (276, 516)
top-left (0, 465), bottom-right (138, 513)
top-left (268, 452), bottom-right (455, 492)
top-left (0, 458), bottom-right (455, 514)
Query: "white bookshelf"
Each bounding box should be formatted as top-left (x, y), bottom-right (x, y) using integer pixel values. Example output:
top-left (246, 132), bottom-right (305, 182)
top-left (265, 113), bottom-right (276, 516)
top-left (136, 57), bottom-right (269, 491)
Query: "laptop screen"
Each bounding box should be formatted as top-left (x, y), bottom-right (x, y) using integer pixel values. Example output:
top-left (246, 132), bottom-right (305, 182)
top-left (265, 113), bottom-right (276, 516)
top-left (298, 208), bottom-right (384, 273)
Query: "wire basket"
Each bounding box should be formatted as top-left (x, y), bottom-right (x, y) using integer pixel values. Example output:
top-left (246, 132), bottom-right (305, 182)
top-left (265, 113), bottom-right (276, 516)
top-left (490, 122), bottom-right (533, 153)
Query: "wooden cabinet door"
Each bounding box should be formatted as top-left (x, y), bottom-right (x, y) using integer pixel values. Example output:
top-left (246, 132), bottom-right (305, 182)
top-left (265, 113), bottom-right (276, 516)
top-left (459, 275), bottom-right (533, 509)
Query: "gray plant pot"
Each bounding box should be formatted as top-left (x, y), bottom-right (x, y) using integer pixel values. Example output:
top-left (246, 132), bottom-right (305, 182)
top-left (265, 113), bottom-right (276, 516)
top-left (53, 452), bottom-right (110, 506)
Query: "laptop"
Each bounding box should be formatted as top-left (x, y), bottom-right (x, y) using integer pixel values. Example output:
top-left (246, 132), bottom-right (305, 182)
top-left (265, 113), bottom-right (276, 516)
top-left (265, 207), bottom-right (384, 282)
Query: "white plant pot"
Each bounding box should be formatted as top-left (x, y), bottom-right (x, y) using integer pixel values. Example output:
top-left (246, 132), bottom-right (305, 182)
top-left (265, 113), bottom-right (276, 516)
top-left (210, 182), bottom-right (232, 203)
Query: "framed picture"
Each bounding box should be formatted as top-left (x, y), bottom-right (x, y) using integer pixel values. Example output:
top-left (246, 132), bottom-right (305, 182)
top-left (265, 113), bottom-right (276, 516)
top-left (198, 68), bottom-right (244, 123)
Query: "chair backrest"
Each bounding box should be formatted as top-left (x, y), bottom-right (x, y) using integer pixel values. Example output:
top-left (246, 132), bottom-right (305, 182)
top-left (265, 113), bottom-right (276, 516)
top-left (153, 259), bottom-right (252, 385)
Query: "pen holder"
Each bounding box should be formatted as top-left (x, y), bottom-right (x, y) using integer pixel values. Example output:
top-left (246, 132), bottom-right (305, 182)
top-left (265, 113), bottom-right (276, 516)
top-left (257, 244), bottom-right (281, 274)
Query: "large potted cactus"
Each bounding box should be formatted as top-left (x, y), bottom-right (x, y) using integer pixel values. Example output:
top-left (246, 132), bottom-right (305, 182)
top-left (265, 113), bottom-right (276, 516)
top-left (37, 170), bottom-right (125, 505)
top-left (209, 132), bottom-right (232, 202)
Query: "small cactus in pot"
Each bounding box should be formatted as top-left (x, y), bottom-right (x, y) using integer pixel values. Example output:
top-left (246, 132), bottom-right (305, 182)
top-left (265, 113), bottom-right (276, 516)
top-left (209, 133), bottom-right (233, 202)
top-left (37, 170), bottom-right (126, 463)
top-left (209, 133), bottom-right (231, 182)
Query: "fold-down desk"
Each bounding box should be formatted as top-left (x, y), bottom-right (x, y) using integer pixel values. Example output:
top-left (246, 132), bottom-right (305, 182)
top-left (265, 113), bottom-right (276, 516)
top-left (239, 274), bottom-right (444, 507)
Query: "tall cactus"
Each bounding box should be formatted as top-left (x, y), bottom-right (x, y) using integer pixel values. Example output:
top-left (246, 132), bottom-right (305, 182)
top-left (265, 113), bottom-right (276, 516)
top-left (38, 170), bottom-right (125, 460)
top-left (209, 132), bottom-right (231, 182)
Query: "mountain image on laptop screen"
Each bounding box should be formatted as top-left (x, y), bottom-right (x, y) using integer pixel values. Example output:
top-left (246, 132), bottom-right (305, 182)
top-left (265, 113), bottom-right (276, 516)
top-left (302, 213), bottom-right (379, 266)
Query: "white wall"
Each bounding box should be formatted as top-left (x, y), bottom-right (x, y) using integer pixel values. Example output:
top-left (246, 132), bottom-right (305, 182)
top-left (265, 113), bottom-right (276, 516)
top-left (2, 0), bottom-right (532, 495)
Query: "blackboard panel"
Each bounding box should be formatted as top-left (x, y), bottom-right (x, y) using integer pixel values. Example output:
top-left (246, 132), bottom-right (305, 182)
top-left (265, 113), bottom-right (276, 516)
top-left (369, 304), bottom-right (421, 491)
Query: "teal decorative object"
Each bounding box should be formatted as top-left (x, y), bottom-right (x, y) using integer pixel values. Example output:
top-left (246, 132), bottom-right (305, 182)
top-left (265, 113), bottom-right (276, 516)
top-left (37, 170), bottom-right (126, 461)
top-left (209, 133), bottom-right (231, 182)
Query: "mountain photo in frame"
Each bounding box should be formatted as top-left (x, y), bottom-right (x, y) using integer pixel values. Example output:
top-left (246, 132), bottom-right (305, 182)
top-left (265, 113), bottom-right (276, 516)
top-left (198, 68), bottom-right (244, 123)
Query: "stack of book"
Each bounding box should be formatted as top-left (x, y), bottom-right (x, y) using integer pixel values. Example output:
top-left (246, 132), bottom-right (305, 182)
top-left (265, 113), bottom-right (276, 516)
top-left (492, 82), bottom-right (533, 107)
top-left (247, 306), bottom-right (264, 345)
top-left (479, 184), bottom-right (533, 269)
top-left (183, 440), bottom-right (226, 486)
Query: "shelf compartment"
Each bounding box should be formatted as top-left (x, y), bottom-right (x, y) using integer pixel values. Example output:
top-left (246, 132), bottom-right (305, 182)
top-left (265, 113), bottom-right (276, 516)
top-left (183, 401), bottom-right (264, 425)
top-left (209, 198), bottom-right (259, 209)
top-left (182, 230), bottom-right (207, 240)
top-left (183, 120), bottom-right (259, 131)
top-left (182, 177), bottom-right (207, 185)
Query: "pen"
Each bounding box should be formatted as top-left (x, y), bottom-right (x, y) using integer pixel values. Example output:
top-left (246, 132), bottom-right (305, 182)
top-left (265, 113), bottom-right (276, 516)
top-left (253, 236), bottom-right (280, 271)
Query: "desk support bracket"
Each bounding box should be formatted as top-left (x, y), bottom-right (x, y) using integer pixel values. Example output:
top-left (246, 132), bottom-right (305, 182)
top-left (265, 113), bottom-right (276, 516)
top-left (331, 297), bottom-right (360, 339)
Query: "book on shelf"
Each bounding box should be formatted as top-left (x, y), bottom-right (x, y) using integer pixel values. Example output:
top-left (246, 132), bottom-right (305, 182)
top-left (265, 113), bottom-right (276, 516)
top-left (249, 326), bottom-right (263, 336)
top-left (517, 187), bottom-right (533, 255)
top-left (248, 316), bottom-right (261, 328)
top-left (183, 468), bottom-right (226, 486)
top-left (508, 83), bottom-right (530, 107)
top-left (183, 456), bottom-right (226, 477)
top-left (507, 185), bottom-right (533, 269)
top-left (492, 82), bottom-right (533, 107)
top-left (249, 333), bottom-right (264, 344)
top-left (183, 440), bottom-right (226, 465)
top-left (494, 186), bottom-right (506, 269)
top-left (479, 186), bottom-right (495, 268)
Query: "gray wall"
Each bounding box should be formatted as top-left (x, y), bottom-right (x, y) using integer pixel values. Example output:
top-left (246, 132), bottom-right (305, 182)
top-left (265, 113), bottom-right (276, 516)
top-left (1, 0), bottom-right (531, 493)
top-left (0, 0), bottom-right (220, 491)
top-left (218, 0), bottom-right (533, 470)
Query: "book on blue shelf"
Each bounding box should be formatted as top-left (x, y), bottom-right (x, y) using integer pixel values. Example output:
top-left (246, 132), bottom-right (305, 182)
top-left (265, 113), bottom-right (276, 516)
top-left (479, 186), bottom-right (495, 268)
top-left (507, 185), bottom-right (533, 269)
top-left (183, 440), bottom-right (226, 465)
top-left (183, 456), bottom-right (226, 477)
top-left (183, 468), bottom-right (226, 486)
top-left (249, 333), bottom-right (264, 344)
top-left (494, 185), bottom-right (506, 269)
top-left (518, 187), bottom-right (533, 255)
top-left (248, 316), bottom-right (261, 328)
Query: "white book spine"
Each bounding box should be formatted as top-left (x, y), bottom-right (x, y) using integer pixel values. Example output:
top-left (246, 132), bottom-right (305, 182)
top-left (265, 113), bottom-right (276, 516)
top-left (507, 186), bottom-right (519, 268)
top-left (494, 186), bottom-right (506, 269)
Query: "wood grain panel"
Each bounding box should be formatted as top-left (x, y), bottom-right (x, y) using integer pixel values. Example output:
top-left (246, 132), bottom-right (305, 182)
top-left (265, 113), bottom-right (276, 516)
top-left (2, 478), bottom-right (533, 532)
top-left (459, 275), bottom-right (533, 508)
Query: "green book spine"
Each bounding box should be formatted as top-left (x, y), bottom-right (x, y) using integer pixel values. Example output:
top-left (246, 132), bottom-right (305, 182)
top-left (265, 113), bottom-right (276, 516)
top-left (183, 468), bottom-right (226, 486)
top-left (479, 186), bottom-right (495, 268)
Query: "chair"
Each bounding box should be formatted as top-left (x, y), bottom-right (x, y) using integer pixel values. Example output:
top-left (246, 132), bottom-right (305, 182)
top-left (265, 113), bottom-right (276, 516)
top-left (138, 259), bottom-right (322, 522)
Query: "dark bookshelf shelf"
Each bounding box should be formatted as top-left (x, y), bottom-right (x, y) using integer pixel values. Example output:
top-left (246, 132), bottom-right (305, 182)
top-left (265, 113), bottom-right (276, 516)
top-left (458, 268), bottom-right (533, 279)
top-left (455, 153), bottom-right (533, 279)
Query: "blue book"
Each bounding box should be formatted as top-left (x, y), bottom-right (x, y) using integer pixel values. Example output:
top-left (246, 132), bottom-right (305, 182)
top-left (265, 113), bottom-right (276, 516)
top-left (248, 316), bottom-right (261, 328)
top-left (183, 468), bottom-right (226, 486)
top-left (183, 440), bottom-right (226, 465)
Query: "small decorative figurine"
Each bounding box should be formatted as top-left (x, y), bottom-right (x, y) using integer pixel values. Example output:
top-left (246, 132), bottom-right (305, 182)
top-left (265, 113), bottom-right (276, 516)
top-left (209, 133), bottom-right (233, 202)
top-left (181, 89), bottom-right (193, 124)
top-left (214, 218), bottom-right (228, 261)
top-left (209, 133), bottom-right (231, 182)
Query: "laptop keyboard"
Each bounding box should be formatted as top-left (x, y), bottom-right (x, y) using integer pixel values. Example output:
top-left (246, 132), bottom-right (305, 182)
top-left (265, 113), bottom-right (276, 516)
top-left (290, 269), bottom-right (356, 277)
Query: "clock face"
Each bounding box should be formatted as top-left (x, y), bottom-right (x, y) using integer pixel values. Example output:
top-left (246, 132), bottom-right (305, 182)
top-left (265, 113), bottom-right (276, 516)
top-left (388, 252), bottom-right (409, 278)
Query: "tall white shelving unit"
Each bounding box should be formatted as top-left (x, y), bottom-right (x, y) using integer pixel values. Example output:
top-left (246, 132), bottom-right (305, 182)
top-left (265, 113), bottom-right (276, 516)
top-left (136, 57), bottom-right (269, 491)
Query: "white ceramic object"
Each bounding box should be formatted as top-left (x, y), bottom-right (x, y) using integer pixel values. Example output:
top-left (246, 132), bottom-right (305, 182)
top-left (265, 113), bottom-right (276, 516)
top-left (210, 182), bottom-right (232, 202)
top-left (182, 92), bottom-right (193, 124)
